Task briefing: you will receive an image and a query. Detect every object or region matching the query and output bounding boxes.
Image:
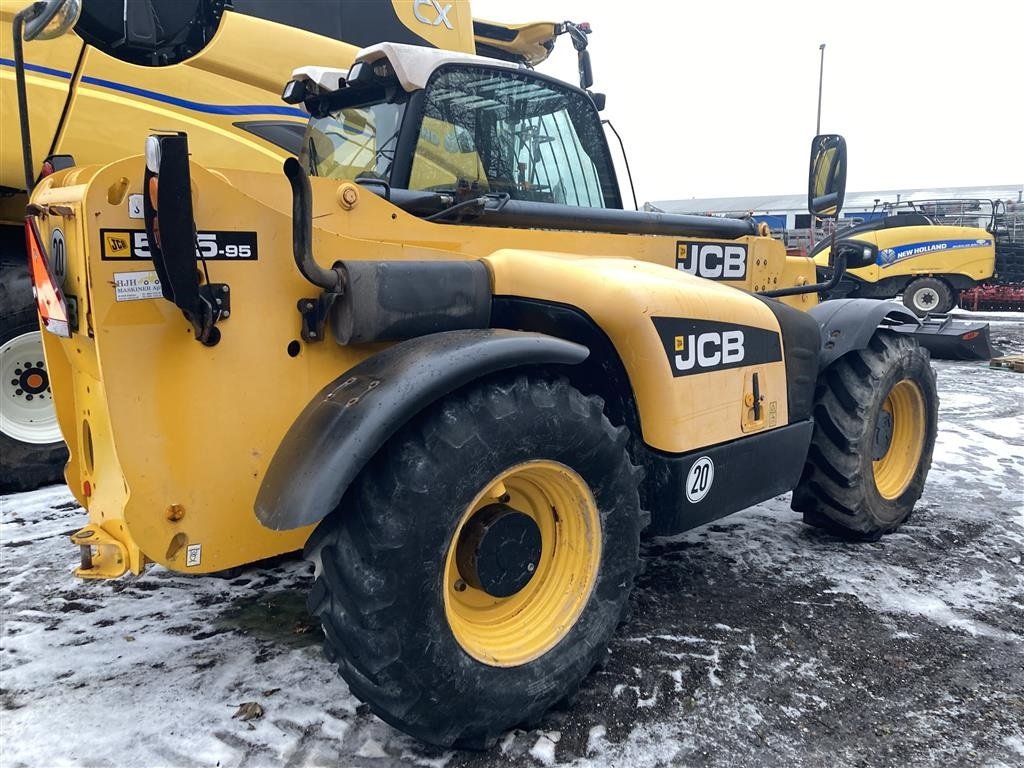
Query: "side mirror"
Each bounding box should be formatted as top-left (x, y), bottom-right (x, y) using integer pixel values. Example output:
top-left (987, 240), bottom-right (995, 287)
top-left (578, 49), bottom-right (594, 90)
top-left (807, 134), bottom-right (847, 219)
top-left (23, 0), bottom-right (81, 41)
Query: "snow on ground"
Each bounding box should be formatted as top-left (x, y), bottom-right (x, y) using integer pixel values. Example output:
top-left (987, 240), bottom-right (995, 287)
top-left (1, 322), bottom-right (1022, 767)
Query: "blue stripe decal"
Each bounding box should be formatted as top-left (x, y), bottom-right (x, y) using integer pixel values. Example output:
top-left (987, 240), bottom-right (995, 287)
top-left (878, 238), bottom-right (994, 267)
top-left (0, 57), bottom-right (307, 118)
top-left (0, 56), bottom-right (72, 79)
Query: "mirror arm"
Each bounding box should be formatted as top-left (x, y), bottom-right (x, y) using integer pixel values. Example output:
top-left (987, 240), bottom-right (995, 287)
top-left (12, 2), bottom-right (47, 192)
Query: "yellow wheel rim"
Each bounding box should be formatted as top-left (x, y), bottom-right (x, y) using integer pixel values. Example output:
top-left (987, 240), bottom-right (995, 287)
top-left (872, 379), bottom-right (926, 500)
top-left (443, 460), bottom-right (601, 667)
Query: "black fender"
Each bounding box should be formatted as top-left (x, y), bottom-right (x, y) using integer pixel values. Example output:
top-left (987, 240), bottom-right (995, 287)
top-left (255, 328), bottom-right (589, 531)
top-left (808, 298), bottom-right (919, 370)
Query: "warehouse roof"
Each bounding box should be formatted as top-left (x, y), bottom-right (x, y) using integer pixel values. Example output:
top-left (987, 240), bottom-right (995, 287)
top-left (649, 184), bottom-right (1024, 215)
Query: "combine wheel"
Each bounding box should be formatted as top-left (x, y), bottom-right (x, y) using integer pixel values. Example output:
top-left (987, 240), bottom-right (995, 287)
top-left (902, 276), bottom-right (954, 316)
top-left (0, 308), bottom-right (68, 493)
top-left (305, 375), bottom-right (642, 747)
top-left (793, 331), bottom-right (938, 540)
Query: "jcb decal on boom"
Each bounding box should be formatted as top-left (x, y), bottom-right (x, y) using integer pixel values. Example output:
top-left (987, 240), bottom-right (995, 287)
top-left (652, 317), bottom-right (782, 377)
top-left (676, 242), bottom-right (748, 280)
top-left (100, 229), bottom-right (258, 261)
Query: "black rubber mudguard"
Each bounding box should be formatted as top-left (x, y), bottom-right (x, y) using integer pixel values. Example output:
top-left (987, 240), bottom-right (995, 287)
top-left (809, 299), bottom-right (919, 370)
top-left (255, 329), bottom-right (589, 531)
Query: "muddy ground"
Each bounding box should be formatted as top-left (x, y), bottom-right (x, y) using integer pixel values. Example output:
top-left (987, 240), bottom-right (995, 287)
top-left (1, 318), bottom-right (1022, 767)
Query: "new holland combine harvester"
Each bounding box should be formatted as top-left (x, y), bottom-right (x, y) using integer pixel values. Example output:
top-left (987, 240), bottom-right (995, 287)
top-left (813, 197), bottom-right (1024, 359)
top-left (815, 197), bottom-right (1024, 315)
top-left (12, 0), bottom-right (943, 749)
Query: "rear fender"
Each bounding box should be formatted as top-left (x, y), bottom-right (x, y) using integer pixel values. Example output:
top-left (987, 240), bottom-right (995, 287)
top-left (254, 328), bottom-right (588, 531)
top-left (809, 298), bottom-right (919, 370)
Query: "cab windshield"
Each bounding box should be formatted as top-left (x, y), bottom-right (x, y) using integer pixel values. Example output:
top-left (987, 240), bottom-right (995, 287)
top-left (410, 66), bottom-right (618, 208)
top-left (302, 63), bottom-right (619, 209)
top-left (305, 99), bottom-right (407, 182)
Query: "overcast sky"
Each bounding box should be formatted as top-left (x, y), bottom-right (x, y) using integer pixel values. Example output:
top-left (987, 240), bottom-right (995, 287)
top-left (472, 0), bottom-right (1023, 205)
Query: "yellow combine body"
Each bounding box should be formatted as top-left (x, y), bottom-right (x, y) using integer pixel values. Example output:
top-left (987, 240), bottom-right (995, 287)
top-left (0, 0), bottom-right (473, 214)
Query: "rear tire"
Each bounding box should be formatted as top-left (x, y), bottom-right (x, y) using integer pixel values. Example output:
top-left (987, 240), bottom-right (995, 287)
top-left (902, 276), bottom-right (953, 316)
top-left (793, 331), bottom-right (938, 540)
top-left (1, 308), bottom-right (68, 494)
top-left (305, 375), bottom-right (643, 747)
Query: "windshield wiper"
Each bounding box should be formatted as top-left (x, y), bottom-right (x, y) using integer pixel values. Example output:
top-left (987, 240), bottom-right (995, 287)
top-left (372, 129), bottom-right (401, 177)
top-left (307, 137), bottom-right (320, 177)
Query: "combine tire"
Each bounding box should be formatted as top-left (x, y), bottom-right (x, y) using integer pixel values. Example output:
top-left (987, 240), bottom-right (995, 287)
top-left (902, 276), bottom-right (954, 316)
top-left (1, 308), bottom-right (68, 493)
top-left (305, 375), bottom-right (643, 748)
top-left (793, 331), bottom-right (938, 540)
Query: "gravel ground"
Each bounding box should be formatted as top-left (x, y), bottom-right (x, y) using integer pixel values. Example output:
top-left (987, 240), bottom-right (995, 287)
top-left (1, 318), bottom-right (1022, 768)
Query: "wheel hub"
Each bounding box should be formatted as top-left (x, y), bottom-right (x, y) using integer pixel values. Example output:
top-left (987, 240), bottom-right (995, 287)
top-left (455, 503), bottom-right (542, 598)
top-left (915, 288), bottom-right (938, 310)
top-left (872, 409), bottom-right (894, 459)
top-left (872, 380), bottom-right (927, 500)
top-left (16, 363), bottom-right (49, 397)
top-left (1, 329), bottom-right (61, 444)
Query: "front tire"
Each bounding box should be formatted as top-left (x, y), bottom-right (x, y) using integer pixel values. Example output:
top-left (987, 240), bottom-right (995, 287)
top-left (793, 331), bottom-right (938, 540)
top-left (902, 276), bottom-right (953, 316)
top-left (305, 375), bottom-right (643, 747)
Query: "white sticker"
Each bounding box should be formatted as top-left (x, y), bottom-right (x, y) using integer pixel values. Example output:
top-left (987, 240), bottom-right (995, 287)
top-left (113, 270), bottom-right (162, 301)
top-left (49, 228), bottom-right (67, 287)
top-left (127, 194), bottom-right (145, 219)
top-left (185, 544), bottom-right (202, 567)
top-left (685, 456), bottom-right (714, 503)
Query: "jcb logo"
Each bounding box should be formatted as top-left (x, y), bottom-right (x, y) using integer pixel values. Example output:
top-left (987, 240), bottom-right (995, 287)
top-left (676, 242), bottom-right (747, 280)
top-left (653, 317), bottom-right (782, 378)
top-left (413, 0), bottom-right (453, 29)
top-left (103, 232), bottom-right (131, 258)
top-left (674, 331), bottom-right (745, 373)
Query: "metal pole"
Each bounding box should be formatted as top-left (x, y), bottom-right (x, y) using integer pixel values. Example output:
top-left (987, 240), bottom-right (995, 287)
top-left (816, 43), bottom-right (826, 135)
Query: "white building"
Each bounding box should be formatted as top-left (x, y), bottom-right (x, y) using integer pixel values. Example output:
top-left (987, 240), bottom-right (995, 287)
top-left (648, 184), bottom-right (1024, 233)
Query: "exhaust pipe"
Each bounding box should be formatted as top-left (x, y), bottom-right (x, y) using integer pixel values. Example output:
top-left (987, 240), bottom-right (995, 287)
top-left (283, 157), bottom-right (343, 291)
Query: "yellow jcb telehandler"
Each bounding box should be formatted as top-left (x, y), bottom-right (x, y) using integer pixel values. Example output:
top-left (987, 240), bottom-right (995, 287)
top-left (23, 34), bottom-right (939, 748)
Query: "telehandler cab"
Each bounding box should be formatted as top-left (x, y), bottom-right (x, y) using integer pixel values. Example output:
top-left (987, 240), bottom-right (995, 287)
top-left (25, 42), bottom-right (938, 748)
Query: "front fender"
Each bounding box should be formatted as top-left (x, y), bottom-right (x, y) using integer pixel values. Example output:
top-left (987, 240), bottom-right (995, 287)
top-left (255, 328), bottom-right (588, 531)
top-left (809, 298), bottom-right (919, 370)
